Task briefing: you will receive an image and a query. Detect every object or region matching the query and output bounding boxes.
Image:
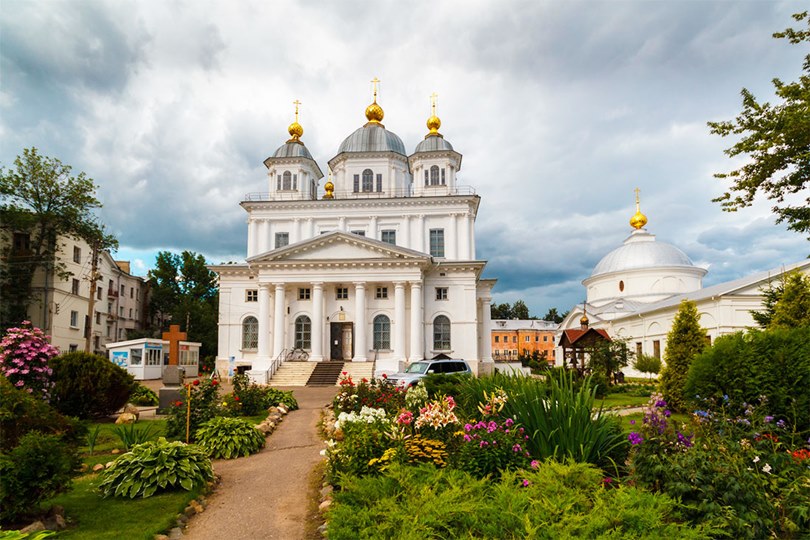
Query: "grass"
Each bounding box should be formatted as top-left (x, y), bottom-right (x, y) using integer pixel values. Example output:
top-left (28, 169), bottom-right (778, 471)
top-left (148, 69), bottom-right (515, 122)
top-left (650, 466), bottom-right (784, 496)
top-left (599, 394), bottom-right (650, 409)
top-left (613, 411), bottom-right (693, 434)
top-left (50, 474), bottom-right (202, 540)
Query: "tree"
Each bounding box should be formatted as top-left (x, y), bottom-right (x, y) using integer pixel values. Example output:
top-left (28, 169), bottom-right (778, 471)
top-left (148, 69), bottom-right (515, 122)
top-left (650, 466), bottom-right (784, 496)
top-left (708, 12), bottom-right (810, 239)
top-left (491, 302), bottom-right (512, 319)
top-left (543, 307), bottom-right (568, 324)
top-left (769, 271), bottom-right (810, 328)
top-left (659, 300), bottom-right (706, 412)
top-left (0, 148), bottom-right (115, 327)
top-left (632, 354), bottom-right (662, 381)
top-left (147, 251), bottom-right (218, 357)
top-left (511, 300), bottom-right (530, 320)
top-left (490, 300), bottom-right (534, 320)
top-left (587, 339), bottom-right (632, 388)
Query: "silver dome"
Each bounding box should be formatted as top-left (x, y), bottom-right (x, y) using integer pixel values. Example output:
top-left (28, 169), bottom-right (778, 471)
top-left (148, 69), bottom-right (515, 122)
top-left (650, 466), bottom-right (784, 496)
top-left (414, 135), bottom-right (454, 153)
top-left (271, 141), bottom-right (314, 160)
top-left (337, 124), bottom-right (406, 156)
top-left (590, 230), bottom-right (695, 277)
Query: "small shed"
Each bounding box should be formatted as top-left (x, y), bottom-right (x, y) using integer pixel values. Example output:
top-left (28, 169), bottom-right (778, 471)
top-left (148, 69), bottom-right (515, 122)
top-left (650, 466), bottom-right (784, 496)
top-left (106, 338), bottom-right (168, 380)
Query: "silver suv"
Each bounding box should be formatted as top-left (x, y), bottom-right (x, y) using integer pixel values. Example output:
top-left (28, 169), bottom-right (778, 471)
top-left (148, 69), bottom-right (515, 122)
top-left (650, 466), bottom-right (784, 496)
top-left (387, 359), bottom-right (471, 388)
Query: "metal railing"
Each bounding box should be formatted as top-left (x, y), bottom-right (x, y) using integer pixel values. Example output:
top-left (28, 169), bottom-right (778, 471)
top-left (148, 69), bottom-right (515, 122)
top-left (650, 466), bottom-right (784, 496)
top-left (243, 185), bottom-right (476, 202)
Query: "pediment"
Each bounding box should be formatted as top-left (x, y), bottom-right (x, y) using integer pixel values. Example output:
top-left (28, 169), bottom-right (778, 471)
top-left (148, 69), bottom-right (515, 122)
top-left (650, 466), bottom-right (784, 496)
top-left (247, 231), bottom-right (430, 264)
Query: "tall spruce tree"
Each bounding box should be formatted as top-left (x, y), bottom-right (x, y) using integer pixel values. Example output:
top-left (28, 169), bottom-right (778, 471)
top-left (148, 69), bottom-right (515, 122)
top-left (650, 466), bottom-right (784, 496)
top-left (769, 271), bottom-right (810, 328)
top-left (660, 300), bottom-right (706, 412)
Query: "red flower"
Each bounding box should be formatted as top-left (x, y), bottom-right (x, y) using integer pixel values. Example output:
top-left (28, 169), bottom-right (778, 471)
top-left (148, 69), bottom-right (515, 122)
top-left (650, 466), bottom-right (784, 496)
top-left (212, 380), bottom-right (219, 386)
top-left (234, 396), bottom-right (240, 401)
top-left (382, 373), bottom-right (388, 379)
top-left (193, 379), bottom-right (200, 386)
top-left (791, 449), bottom-right (810, 462)
top-left (175, 401), bottom-right (183, 407)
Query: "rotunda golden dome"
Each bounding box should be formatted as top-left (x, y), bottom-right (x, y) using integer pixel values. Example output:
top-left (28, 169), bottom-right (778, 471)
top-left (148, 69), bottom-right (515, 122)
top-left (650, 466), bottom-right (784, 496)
top-left (630, 188), bottom-right (648, 230)
top-left (427, 114), bottom-right (441, 135)
top-left (365, 102), bottom-right (384, 124)
top-left (287, 121), bottom-right (303, 141)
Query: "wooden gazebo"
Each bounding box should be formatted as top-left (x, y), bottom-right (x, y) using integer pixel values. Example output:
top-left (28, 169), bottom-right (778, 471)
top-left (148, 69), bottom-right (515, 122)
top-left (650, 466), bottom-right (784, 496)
top-left (558, 315), bottom-right (612, 374)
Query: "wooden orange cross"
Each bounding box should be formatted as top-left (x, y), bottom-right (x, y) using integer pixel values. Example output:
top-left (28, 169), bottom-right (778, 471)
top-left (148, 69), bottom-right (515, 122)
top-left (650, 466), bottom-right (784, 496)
top-left (162, 324), bottom-right (187, 366)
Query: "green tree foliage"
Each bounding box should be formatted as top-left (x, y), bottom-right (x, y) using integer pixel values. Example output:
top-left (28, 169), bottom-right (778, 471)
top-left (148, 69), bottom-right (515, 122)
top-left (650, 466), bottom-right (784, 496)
top-left (751, 276), bottom-right (785, 328)
top-left (632, 354), bottom-right (662, 381)
top-left (708, 12), bottom-right (810, 239)
top-left (490, 300), bottom-right (532, 320)
top-left (685, 327), bottom-right (810, 431)
top-left (659, 300), bottom-right (706, 412)
top-left (586, 339), bottom-right (632, 389)
top-left (770, 271), bottom-right (810, 328)
top-left (543, 307), bottom-right (568, 323)
top-left (0, 148), bottom-right (116, 327)
top-left (147, 251), bottom-right (218, 356)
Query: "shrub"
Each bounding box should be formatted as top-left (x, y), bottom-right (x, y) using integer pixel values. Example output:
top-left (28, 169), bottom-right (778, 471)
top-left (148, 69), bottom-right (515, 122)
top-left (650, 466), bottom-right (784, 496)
top-left (0, 322), bottom-right (57, 400)
top-left (196, 417), bottom-right (266, 459)
top-left (326, 462), bottom-right (713, 539)
top-left (0, 376), bottom-right (81, 452)
top-left (50, 352), bottom-right (136, 419)
top-left (421, 373), bottom-right (472, 403)
top-left (98, 438), bottom-right (213, 498)
top-left (165, 378), bottom-right (221, 441)
top-left (633, 354), bottom-right (662, 381)
top-left (453, 372), bottom-right (547, 419)
top-left (333, 374), bottom-right (406, 415)
top-left (231, 374), bottom-right (266, 415)
top-left (0, 432), bottom-right (79, 523)
top-left (325, 409), bottom-right (391, 482)
top-left (264, 387), bottom-right (298, 411)
top-left (113, 422), bottom-right (159, 451)
top-left (129, 384), bottom-right (159, 406)
top-left (453, 417), bottom-right (532, 478)
top-left (659, 300), bottom-right (706, 412)
top-left (685, 327), bottom-right (810, 431)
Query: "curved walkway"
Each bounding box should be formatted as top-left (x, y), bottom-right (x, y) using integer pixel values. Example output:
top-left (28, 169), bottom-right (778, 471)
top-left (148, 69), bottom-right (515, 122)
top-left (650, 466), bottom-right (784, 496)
top-left (184, 386), bottom-right (337, 540)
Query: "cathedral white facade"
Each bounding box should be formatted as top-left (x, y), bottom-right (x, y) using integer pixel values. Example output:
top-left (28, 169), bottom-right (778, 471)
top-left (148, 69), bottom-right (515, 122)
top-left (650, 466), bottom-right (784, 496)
top-left (212, 90), bottom-right (496, 378)
top-left (557, 194), bottom-right (810, 376)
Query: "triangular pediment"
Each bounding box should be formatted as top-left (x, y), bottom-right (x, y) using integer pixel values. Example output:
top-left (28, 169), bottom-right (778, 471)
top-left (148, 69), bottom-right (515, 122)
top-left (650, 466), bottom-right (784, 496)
top-left (247, 231), bottom-right (431, 264)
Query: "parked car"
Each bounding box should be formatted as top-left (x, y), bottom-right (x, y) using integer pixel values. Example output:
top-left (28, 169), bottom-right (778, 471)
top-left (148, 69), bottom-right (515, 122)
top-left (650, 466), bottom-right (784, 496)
top-left (387, 359), bottom-right (471, 388)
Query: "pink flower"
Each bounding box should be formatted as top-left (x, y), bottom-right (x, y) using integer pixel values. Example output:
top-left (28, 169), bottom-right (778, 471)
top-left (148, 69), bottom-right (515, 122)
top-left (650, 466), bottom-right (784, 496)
top-left (521, 479), bottom-right (530, 488)
top-left (530, 460), bottom-right (539, 469)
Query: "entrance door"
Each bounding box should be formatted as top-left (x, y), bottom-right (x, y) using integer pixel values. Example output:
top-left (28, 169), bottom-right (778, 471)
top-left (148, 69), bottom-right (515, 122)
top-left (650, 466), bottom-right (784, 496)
top-left (330, 322), bottom-right (354, 360)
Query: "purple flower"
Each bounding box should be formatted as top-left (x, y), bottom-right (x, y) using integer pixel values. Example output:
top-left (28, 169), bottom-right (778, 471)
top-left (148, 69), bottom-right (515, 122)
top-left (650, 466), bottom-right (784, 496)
top-left (776, 419), bottom-right (786, 429)
top-left (512, 444), bottom-right (522, 453)
top-left (530, 460), bottom-right (539, 469)
top-left (504, 418), bottom-right (514, 427)
top-left (764, 416), bottom-right (774, 423)
top-left (676, 431), bottom-right (694, 448)
top-left (629, 420), bottom-right (636, 425)
top-left (655, 399), bottom-right (667, 408)
top-left (628, 432), bottom-right (643, 445)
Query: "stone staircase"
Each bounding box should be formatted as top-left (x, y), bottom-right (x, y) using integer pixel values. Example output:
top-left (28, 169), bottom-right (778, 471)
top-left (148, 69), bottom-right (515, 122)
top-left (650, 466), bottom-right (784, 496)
top-left (306, 362), bottom-right (345, 386)
top-left (338, 362), bottom-right (375, 385)
top-left (267, 362), bottom-right (317, 386)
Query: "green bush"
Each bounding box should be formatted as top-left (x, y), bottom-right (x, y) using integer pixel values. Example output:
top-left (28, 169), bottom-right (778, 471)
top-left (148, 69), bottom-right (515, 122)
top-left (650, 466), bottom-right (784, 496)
top-left (0, 432), bottom-right (80, 523)
top-left (452, 372), bottom-right (544, 419)
top-left (50, 352), bottom-right (136, 419)
top-left (264, 387), bottom-right (298, 411)
top-left (113, 422), bottom-right (159, 451)
top-left (195, 417), bottom-right (266, 459)
top-left (685, 327), bottom-right (810, 431)
top-left (333, 374), bottom-right (406, 415)
top-left (421, 373), bottom-right (472, 405)
top-left (98, 438), bottom-right (213, 498)
top-left (129, 384), bottom-right (159, 406)
top-left (0, 376), bottom-right (81, 452)
top-left (326, 461), bottom-right (713, 539)
top-left (165, 379), bottom-right (221, 441)
top-left (325, 414), bottom-right (392, 483)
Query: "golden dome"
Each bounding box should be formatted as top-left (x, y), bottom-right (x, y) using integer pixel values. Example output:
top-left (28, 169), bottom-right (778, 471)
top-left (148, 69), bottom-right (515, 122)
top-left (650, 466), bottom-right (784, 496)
top-left (630, 187), bottom-right (647, 230)
top-left (323, 170), bottom-right (335, 199)
top-left (287, 121), bottom-right (303, 141)
top-left (365, 101), bottom-right (384, 124)
top-left (579, 313), bottom-right (589, 325)
top-left (426, 115), bottom-right (441, 136)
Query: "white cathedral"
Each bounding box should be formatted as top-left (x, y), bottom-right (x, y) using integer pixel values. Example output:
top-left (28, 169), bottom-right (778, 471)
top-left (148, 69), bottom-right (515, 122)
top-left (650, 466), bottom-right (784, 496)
top-left (211, 86), bottom-right (496, 378)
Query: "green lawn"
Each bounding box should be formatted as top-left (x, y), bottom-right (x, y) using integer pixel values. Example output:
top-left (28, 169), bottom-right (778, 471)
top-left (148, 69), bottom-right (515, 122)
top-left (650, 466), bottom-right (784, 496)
top-left (598, 394), bottom-right (650, 409)
top-left (613, 411), bottom-right (693, 434)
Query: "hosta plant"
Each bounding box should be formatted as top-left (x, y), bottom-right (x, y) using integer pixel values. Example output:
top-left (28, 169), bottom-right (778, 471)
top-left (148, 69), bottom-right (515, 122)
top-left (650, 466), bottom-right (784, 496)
top-left (98, 437), bottom-right (213, 498)
top-left (195, 416), bottom-right (266, 459)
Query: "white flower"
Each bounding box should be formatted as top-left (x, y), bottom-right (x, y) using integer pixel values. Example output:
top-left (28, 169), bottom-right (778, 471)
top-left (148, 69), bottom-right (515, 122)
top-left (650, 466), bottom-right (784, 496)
top-left (753, 456), bottom-right (760, 463)
top-left (762, 463), bottom-right (772, 474)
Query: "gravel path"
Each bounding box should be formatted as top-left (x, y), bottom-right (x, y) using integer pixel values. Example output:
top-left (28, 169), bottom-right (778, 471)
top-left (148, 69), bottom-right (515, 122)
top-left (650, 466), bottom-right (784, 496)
top-left (183, 386), bottom-right (337, 540)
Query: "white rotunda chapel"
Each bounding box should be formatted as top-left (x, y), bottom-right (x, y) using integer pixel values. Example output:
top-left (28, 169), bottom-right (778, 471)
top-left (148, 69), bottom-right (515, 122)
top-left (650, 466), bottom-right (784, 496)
top-left (212, 88), bottom-right (496, 378)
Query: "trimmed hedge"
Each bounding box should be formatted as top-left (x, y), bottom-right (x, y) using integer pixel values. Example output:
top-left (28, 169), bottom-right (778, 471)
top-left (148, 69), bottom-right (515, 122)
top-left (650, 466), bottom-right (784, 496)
top-left (50, 352), bottom-right (137, 419)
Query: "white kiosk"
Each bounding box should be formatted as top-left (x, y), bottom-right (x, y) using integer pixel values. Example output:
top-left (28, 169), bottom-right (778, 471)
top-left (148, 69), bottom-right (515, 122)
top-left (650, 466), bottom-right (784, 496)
top-left (106, 338), bottom-right (201, 380)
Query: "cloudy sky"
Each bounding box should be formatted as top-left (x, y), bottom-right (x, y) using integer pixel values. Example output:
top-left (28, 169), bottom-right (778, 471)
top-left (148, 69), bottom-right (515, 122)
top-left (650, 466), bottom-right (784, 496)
top-left (1, 0), bottom-right (806, 317)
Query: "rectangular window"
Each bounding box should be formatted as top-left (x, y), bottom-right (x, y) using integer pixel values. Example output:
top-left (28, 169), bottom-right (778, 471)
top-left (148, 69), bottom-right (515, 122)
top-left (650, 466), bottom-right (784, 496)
top-left (246, 289), bottom-right (258, 302)
top-left (108, 302), bottom-right (113, 314)
top-left (119, 329), bottom-right (125, 340)
top-left (130, 287), bottom-right (134, 298)
top-left (495, 336), bottom-right (500, 343)
top-left (129, 308), bottom-right (133, 318)
top-left (424, 170), bottom-right (429, 186)
top-left (635, 342), bottom-right (642, 357)
top-left (72, 278), bottom-right (80, 295)
top-left (376, 174), bottom-right (382, 192)
top-left (375, 287), bottom-right (388, 299)
top-left (336, 287), bottom-right (348, 300)
top-left (298, 288), bottom-right (311, 300)
top-left (653, 340), bottom-right (661, 360)
top-left (96, 312), bottom-right (101, 324)
top-left (275, 232), bottom-right (289, 248)
top-left (12, 232), bottom-right (30, 252)
top-left (292, 174), bottom-right (297, 190)
top-left (277, 175), bottom-right (282, 190)
top-left (525, 336), bottom-right (530, 342)
top-left (353, 174), bottom-right (360, 192)
top-left (435, 287), bottom-right (448, 300)
top-left (381, 230), bottom-right (396, 245)
top-left (73, 246), bottom-right (81, 263)
top-left (705, 335), bottom-right (712, 346)
top-left (97, 286), bottom-right (102, 300)
top-left (429, 229), bottom-right (445, 257)
top-left (351, 230), bottom-right (365, 236)
top-left (120, 284), bottom-right (125, 295)
top-left (70, 310), bottom-right (79, 328)
top-left (441, 168), bottom-right (446, 185)
top-left (106, 326), bottom-right (112, 337)
top-left (119, 307), bottom-right (124, 317)
top-left (512, 336), bottom-right (517, 343)
top-left (68, 344), bottom-right (78, 352)
top-left (130, 348), bottom-right (142, 366)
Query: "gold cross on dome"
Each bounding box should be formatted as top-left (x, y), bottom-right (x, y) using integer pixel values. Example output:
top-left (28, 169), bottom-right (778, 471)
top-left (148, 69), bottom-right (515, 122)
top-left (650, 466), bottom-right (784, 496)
top-left (634, 187), bottom-right (641, 209)
top-left (293, 99), bottom-right (301, 122)
top-left (430, 92), bottom-right (438, 116)
top-left (371, 77), bottom-right (380, 101)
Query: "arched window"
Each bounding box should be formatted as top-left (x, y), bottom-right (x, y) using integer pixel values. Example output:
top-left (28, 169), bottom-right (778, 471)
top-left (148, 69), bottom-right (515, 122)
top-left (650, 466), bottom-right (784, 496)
top-left (373, 315), bottom-right (390, 350)
top-left (433, 315), bottom-right (450, 350)
top-left (282, 171), bottom-right (292, 190)
top-left (295, 315), bottom-right (311, 350)
top-left (430, 165), bottom-right (440, 186)
top-left (362, 169), bottom-right (374, 192)
top-left (242, 316), bottom-right (258, 350)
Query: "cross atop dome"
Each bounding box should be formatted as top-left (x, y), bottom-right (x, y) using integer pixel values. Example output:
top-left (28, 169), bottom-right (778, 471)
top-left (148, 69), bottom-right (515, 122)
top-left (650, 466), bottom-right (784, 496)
top-left (365, 76), bottom-right (384, 125)
top-left (287, 99), bottom-right (304, 142)
top-left (426, 92), bottom-right (442, 138)
top-left (630, 187), bottom-right (648, 230)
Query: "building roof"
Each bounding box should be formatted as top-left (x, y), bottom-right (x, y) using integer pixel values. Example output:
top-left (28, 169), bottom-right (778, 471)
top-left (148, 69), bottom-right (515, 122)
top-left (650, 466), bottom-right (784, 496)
top-left (271, 140), bottom-right (314, 160)
top-left (492, 319), bottom-right (558, 331)
top-left (336, 123), bottom-right (407, 156)
top-left (559, 327), bottom-right (612, 346)
top-left (590, 229), bottom-right (699, 278)
top-left (413, 135), bottom-right (454, 153)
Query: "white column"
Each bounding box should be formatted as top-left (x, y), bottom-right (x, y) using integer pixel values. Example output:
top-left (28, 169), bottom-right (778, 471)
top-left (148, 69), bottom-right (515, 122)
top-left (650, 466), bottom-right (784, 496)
top-left (460, 211), bottom-right (471, 260)
top-left (272, 284), bottom-right (286, 356)
top-left (394, 282), bottom-right (406, 362)
top-left (292, 218), bottom-right (301, 244)
top-left (353, 282), bottom-right (367, 361)
top-left (311, 282), bottom-right (324, 361)
top-left (306, 217), bottom-right (314, 238)
top-left (257, 284), bottom-right (271, 366)
top-left (402, 216), bottom-right (411, 250)
top-left (263, 220), bottom-right (272, 252)
top-left (256, 220), bottom-right (267, 255)
top-left (448, 213), bottom-right (458, 260)
top-left (369, 216), bottom-right (378, 240)
top-left (481, 295), bottom-right (493, 362)
top-left (416, 214), bottom-right (425, 253)
top-left (409, 282), bottom-right (423, 362)
top-left (247, 219), bottom-right (257, 257)
top-left (338, 216), bottom-right (346, 231)
top-left (469, 213), bottom-right (476, 259)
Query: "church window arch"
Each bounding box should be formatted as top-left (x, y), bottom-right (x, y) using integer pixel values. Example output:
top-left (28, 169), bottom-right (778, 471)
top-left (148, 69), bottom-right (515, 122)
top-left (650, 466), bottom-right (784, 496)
top-left (433, 315), bottom-right (451, 350)
top-left (242, 316), bottom-right (258, 350)
top-left (283, 171), bottom-right (292, 190)
top-left (295, 315), bottom-right (311, 350)
top-left (362, 169), bottom-right (374, 192)
top-left (373, 315), bottom-right (390, 350)
top-left (430, 165), bottom-right (440, 186)
top-left (619, 280), bottom-right (625, 292)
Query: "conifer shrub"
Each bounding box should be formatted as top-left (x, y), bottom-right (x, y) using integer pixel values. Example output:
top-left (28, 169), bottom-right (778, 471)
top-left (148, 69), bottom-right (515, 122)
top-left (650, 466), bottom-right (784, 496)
top-left (98, 438), bottom-right (213, 498)
top-left (0, 432), bottom-right (80, 523)
top-left (659, 300), bottom-right (706, 412)
top-left (50, 352), bottom-right (136, 419)
top-left (195, 417), bottom-right (266, 459)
